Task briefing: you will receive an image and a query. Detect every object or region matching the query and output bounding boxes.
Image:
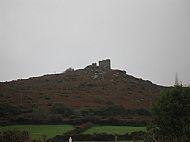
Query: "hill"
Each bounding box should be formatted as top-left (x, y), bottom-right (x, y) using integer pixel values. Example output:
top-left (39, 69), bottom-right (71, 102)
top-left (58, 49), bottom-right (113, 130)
top-left (0, 60), bottom-right (165, 124)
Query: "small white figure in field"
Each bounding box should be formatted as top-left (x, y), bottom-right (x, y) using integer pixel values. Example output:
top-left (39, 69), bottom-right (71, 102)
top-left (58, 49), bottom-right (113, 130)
top-left (69, 137), bottom-right (72, 142)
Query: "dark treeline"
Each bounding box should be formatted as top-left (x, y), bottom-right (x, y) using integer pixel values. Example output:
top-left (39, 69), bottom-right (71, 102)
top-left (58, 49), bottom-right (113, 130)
top-left (0, 103), bottom-right (150, 126)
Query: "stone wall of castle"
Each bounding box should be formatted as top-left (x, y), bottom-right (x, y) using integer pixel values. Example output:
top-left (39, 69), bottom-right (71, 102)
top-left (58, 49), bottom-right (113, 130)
top-left (99, 59), bottom-right (111, 69)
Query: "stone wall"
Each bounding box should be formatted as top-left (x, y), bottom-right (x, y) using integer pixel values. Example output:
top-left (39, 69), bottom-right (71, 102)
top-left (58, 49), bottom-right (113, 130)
top-left (99, 59), bottom-right (111, 69)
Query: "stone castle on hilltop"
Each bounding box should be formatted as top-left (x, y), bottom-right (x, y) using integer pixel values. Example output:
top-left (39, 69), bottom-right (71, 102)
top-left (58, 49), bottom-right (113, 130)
top-left (86, 59), bottom-right (111, 70)
top-left (85, 59), bottom-right (111, 80)
top-left (99, 59), bottom-right (111, 70)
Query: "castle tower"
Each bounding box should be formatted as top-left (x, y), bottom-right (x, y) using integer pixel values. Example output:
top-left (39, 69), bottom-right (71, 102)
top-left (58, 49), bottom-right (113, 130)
top-left (99, 59), bottom-right (111, 70)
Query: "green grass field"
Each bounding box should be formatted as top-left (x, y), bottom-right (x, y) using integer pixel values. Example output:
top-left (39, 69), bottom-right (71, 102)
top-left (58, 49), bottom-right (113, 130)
top-left (0, 124), bottom-right (74, 139)
top-left (0, 125), bottom-right (146, 140)
top-left (83, 126), bottom-right (146, 135)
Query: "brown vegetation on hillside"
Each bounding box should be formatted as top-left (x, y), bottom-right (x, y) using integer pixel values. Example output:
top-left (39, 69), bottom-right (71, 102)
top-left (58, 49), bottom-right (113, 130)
top-left (0, 66), bottom-right (165, 124)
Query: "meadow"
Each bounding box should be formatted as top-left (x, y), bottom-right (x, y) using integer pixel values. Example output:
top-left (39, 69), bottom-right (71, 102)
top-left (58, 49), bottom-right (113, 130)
top-left (83, 126), bottom-right (146, 135)
top-left (0, 125), bottom-right (146, 140)
top-left (0, 124), bottom-right (74, 139)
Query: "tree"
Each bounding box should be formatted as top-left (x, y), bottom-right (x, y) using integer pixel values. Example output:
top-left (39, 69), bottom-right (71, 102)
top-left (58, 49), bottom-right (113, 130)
top-left (146, 86), bottom-right (190, 142)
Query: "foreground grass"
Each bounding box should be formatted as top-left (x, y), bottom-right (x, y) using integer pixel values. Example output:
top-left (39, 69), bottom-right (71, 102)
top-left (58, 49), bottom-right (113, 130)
top-left (0, 124), bottom-right (74, 139)
top-left (83, 126), bottom-right (146, 135)
top-left (76, 141), bottom-right (143, 142)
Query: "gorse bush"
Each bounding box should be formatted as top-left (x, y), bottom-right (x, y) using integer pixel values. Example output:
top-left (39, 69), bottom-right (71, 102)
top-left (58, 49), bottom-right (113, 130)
top-left (51, 103), bottom-right (74, 117)
top-left (0, 103), bottom-right (21, 117)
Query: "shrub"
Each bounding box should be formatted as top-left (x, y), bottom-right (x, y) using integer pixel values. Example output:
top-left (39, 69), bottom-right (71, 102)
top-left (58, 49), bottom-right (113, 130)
top-left (0, 130), bottom-right (30, 142)
top-left (51, 103), bottom-right (74, 117)
top-left (0, 103), bottom-right (21, 117)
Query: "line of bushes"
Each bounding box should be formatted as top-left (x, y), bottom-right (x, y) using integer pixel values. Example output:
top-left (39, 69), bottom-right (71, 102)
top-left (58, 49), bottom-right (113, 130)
top-left (0, 130), bottom-right (30, 142)
top-left (49, 131), bottom-right (145, 142)
top-left (0, 130), bottom-right (49, 142)
top-left (63, 116), bottom-right (147, 126)
top-left (1, 114), bottom-right (147, 127)
top-left (64, 122), bottom-right (94, 135)
top-left (79, 105), bottom-right (151, 117)
top-left (0, 103), bottom-right (150, 126)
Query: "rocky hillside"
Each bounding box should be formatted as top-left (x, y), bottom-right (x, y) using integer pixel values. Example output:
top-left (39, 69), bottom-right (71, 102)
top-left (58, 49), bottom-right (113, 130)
top-left (0, 65), bottom-right (164, 110)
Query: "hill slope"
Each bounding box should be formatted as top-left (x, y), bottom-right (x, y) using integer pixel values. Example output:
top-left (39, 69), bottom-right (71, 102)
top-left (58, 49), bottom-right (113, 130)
top-left (0, 66), bottom-right (164, 110)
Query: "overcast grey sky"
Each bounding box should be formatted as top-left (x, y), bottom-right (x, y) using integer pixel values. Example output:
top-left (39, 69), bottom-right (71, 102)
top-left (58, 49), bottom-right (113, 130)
top-left (0, 0), bottom-right (190, 86)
